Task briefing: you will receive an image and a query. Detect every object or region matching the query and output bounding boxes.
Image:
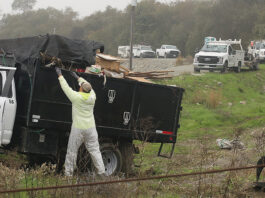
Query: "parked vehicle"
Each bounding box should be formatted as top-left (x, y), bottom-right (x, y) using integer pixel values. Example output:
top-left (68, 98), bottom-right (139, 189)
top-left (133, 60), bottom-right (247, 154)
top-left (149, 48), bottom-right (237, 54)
top-left (156, 45), bottom-right (181, 58)
top-left (193, 39), bottom-right (244, 73)
top-left (0, 35), bottom-right (184, 176)
top-left (118, 46), bottom-right (130, 58)
top-left (247, 40), bottom-right (265, 63)
top-left (258, 42), bottom-right (265, 63)
top-left (133, 45), bottom-right (156, 58)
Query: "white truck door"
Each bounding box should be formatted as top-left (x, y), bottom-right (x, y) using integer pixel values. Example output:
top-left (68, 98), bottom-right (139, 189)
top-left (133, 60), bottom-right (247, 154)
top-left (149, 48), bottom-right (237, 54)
top-left (228, 46), bottom-right (235, 67)
top-left (0, 67), bottom-right (17, 146)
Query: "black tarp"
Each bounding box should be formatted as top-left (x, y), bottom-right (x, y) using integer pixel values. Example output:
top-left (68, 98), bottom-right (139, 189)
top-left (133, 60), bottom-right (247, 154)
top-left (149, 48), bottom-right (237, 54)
top-left (0, 34), bottom-right (104, 75)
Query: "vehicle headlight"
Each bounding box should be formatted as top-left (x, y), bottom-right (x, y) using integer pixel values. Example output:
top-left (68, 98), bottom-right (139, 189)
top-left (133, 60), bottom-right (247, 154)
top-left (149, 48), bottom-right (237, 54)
top-left (194, 56), bottom-right (199, 63)
top-left (218, 57), bottom-right (223, 64)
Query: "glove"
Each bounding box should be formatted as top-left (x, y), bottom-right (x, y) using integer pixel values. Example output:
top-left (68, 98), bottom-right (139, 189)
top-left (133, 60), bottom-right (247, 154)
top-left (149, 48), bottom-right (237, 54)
top-left (71, 71), bottom-right (79, 80)
top-left (55, 67), bottom-right (62, 76)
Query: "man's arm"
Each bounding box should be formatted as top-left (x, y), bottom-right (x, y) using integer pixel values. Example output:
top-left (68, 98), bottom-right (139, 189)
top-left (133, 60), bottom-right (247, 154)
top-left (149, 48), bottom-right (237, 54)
top-left (58, 76), bottom-right (80, 103)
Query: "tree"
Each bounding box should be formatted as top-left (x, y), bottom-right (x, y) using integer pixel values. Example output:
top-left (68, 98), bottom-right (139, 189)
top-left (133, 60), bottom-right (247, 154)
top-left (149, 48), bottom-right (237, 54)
top-left (12, 0), bottom-right (37, 12)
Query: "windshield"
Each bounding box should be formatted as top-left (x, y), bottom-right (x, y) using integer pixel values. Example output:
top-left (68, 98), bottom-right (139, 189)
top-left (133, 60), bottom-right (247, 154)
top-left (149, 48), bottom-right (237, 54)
top-left (166, 46), bottom-right (177, 49)
top-left (141, 46), bottom-right (152, 50)
top-left (201, 44), bottom-right (227, 53)
top-left (260, 43), bottom-right (265, 49)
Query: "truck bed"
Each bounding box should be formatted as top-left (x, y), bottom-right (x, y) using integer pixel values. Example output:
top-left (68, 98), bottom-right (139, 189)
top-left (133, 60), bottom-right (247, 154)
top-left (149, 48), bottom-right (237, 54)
top-left (15, 62), bottom-right (184, 144)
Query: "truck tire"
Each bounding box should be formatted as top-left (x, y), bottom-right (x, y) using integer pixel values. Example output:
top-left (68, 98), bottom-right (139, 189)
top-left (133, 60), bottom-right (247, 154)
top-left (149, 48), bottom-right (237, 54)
top-left (119, 140), bottom-right (134, 177)
top-left (77, 142), bottom-right (122, 176)
top-left (253, 62), bottom-right (259, 70)
top-left (236, 62), bottom-right (241, 73)
top-left (194, 68), bottom-right (200, 73)
top-left (100, 143), bottom-right (122, 176)
top-left (221, 62), bottom-right (228, 73)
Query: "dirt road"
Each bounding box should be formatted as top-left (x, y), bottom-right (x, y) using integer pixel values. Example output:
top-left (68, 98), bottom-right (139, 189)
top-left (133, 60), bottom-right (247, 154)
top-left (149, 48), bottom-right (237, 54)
top-left (121, 58), bottom-right (194, 76)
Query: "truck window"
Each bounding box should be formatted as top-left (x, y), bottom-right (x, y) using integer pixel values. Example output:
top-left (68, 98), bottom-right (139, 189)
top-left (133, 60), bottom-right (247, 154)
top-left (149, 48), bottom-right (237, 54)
top-left (228, 46), bottom-right (232, 55)
top-left (231, 44), bottom-right (241, 50)
top-left (0, 73), bottom-right (2, 95)
top-left (6, 70), bottom-right (13, 98)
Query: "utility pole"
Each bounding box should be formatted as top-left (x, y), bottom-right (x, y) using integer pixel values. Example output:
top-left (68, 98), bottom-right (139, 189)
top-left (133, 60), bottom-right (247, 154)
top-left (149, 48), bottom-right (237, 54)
top-left (129, 0), bottom-right (137, 71)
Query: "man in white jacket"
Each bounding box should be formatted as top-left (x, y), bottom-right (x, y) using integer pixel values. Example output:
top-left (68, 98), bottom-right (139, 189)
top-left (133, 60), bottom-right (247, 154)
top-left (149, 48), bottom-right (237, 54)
top-left (55, 67), bottom-right (105, 177)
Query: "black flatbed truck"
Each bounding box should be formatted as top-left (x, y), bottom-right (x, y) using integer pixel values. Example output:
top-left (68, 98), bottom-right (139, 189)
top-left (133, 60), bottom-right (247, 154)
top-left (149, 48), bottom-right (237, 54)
top-left (0, 35), bottom-right (184, 176)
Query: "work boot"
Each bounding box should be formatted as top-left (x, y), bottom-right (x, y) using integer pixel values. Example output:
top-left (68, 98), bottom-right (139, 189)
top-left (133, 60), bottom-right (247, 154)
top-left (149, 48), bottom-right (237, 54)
top-left (97, 173), bottom-right (108, 181)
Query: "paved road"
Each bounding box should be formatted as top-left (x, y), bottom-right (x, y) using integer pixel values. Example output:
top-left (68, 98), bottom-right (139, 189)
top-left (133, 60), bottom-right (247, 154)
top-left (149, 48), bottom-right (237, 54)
top-left (169, 64), bottom-right (194, 76)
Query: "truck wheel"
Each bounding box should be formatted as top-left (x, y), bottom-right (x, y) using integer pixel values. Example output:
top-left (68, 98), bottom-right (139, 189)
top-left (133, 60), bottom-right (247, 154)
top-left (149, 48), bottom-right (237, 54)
top-left (194, 68), bottom-right (200, 73)
top-left (77, 143), bottom-right (122, 176)
top-left (119, 140), bottom-right (134, 177)
top-left (100, 143), bottom-right (122, 176)
top-left (236, 62), bottom-right (241, 73)
top-left (221, 62), bottom-right (228, 73)
top-left (253, 62), bottom-right (259, 70)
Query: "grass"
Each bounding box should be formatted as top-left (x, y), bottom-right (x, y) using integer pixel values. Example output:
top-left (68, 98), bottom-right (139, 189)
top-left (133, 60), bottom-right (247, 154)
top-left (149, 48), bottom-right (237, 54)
top-left (1, 65), bottom-right (265, 197)
top-left (160, 65), bottom-right (265, 140)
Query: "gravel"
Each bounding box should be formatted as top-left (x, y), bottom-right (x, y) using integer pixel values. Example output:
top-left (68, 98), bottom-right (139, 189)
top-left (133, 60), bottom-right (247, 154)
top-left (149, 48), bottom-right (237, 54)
top-left (120, 58), bottom-right (194, 76)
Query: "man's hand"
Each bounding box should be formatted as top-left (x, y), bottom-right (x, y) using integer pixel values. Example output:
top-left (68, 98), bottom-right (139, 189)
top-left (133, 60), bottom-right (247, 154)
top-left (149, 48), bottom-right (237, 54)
top-left (55, 67), bottom-right (62, 76)
top-left (71, 72), bottom-right (79, 80)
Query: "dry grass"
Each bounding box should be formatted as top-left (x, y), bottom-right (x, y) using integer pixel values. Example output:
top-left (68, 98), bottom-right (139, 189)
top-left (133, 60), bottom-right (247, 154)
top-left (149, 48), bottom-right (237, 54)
top-left (1, 127), bottom-right (265, 197)
top-left (192, 89), bottom-right (222, 109)
top-left (175, 56), bottom-right (184, 66)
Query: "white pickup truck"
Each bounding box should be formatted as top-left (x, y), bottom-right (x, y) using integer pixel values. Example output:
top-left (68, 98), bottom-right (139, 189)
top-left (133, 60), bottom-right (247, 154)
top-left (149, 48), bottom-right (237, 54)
top-left (133, 45), bottom-right (156, 58)
top-left (193, 39), bottom-right (244, 73)
top-left (156, 45), bottom-right (181, 58)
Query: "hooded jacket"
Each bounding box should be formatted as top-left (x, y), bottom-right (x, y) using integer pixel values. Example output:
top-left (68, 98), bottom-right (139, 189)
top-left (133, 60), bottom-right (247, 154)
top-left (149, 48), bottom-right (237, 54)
top-left (58, 76), bottom-right (96, 129)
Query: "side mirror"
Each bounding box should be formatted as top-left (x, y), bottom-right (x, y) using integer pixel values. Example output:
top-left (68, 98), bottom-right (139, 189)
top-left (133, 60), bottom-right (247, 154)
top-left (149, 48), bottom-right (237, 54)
top-left (194, 48), bottom-right (199, 53)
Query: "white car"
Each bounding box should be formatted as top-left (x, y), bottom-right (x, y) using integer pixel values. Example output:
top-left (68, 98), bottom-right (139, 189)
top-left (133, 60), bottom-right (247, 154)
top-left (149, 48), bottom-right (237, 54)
top-left (156, 45), bottom-right (181, 58)
top-left (193, 39), bottom-right (244, 73)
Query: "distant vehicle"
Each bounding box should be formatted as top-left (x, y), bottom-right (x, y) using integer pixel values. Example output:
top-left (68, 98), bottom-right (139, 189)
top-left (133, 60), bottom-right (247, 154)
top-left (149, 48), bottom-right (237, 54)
top-left (247, 40), bottom-right (265, 63)
top-left (133, 45), bottom-right (156, 58)
top-left (258, 42), bottom-right (265, 63)
top-left (193, 39), bottom-right (244, 73)
top-left (156, 45), bottom-right (181, 58)
top-left (118, 46), bottom-right (130, 58)
top-left (204, 36), bottom-right (216, 44)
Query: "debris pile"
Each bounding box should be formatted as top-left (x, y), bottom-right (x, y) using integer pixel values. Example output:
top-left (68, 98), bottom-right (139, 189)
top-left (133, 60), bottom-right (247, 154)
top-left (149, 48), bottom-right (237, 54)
top-left (41, 52), bottom-right (173, 83)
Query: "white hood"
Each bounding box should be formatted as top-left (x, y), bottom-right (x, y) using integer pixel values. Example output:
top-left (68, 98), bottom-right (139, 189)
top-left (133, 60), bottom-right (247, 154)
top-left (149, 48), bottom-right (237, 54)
top-left (141, 50), bottom-right (155, 53)
top-left (196, 51), bottom-right (226, 57)
top-left (166, 49), bottom-right (180, 52)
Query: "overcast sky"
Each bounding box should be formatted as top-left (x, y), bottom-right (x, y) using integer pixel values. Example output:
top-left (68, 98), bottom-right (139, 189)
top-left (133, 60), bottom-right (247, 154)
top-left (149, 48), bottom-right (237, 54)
top-left (0, 0), bottom-right (174, 18)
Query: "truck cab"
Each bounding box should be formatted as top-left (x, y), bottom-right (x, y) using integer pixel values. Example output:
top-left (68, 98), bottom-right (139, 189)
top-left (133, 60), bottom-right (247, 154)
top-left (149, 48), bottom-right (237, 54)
top-left (193, 39), bottom-right (244, 73)
top-left (156, 45), bottom-right (181, 58)
top-left (0, 52), bottom-right (17, 147)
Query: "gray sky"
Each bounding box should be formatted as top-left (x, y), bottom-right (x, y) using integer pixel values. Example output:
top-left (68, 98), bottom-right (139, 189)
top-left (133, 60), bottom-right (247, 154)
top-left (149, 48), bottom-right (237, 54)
top-left (0, 0), bottom-right (174, 18)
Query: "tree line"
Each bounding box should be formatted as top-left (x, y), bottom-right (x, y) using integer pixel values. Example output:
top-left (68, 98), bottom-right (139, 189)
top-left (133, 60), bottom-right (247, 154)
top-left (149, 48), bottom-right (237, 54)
top-left (0, 0), bottom-right (265, 56)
